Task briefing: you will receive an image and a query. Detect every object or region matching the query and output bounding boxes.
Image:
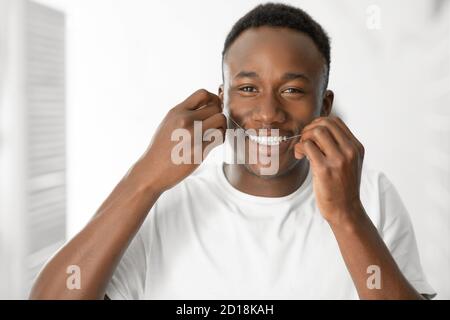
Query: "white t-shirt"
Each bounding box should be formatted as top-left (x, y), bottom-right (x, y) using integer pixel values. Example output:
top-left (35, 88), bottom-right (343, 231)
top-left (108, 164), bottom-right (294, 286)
top-left (105, 163), bottom-right (435, 299)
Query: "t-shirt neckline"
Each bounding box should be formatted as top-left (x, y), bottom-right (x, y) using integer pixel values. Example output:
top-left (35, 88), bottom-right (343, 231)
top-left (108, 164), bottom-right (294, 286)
top-left (216, 162), bottom-right (312, 205)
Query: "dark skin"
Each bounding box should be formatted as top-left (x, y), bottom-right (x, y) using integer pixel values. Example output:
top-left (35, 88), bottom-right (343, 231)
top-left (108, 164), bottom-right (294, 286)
top-left (220, 27), bottom-right (424, 299)
top-left (30, 26), bottom-right (424, 300)
top-left (219, 27), bottom-right (332, 197)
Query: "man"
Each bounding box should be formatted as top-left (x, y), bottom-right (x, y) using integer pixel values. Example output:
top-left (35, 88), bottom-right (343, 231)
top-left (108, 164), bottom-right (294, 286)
top-left (30, 3), bottom-right (435, 299)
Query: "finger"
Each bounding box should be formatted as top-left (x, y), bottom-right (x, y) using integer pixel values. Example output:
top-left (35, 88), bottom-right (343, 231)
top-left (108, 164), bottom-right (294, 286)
top-left (178, 89), bottom-right (220, 111)
top-left (193, 101), bottom-right (222, 120)
top-left (202, 127), bottom-right (226, 158)
top-left (298, 139), bottom-right (325, 166)
top-left (304, 117), bottom-right (361, 159)
top-left (300, 126), bottom-right (341, 158)
top-left (332, 117), bottom-right (365, 157)
top-left (202, 113), bottom-right (226, 158)
top-left (303, 117), bottom-right (352, 149)
top-left (294, 142), bottom-right (306, 159)
top-left (203, 112), bottom-right (227, 131)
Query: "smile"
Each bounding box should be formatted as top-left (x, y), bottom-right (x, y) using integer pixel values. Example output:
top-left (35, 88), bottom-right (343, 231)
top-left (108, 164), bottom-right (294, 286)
top-left (248, 134), bottom-right (288, 146)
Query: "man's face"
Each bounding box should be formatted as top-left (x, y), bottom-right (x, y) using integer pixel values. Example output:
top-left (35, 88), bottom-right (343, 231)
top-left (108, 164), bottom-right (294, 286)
top-left (220, 26), bottom-right (333, 177)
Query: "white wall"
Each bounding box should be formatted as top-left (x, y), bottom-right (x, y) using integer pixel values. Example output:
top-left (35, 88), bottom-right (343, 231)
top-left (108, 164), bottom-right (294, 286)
top-left (36, 0), bottom-right (450, 298)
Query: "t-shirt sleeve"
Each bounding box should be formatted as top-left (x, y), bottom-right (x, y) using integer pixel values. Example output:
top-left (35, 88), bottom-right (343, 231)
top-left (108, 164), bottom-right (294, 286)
top-left (378, 173), bottom-right (436, 298)
top-left (105, 230), bottom-right (148, 300)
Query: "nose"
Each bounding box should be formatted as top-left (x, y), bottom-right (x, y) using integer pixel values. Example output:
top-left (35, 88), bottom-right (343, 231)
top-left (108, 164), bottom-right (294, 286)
top-left (252, 92), bottom-right (286, 127)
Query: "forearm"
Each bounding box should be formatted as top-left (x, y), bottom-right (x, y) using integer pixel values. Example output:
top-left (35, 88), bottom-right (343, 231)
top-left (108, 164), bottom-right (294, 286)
top-left (329, 202), bottom-right (423, 300)
top-left (28, 89), bottom-right (224, 300)
top-left (29, 161), bottom-right (163, 300)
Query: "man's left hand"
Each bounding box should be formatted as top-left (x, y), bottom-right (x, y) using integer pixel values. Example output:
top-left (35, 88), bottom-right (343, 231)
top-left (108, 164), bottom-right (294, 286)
top-left (294, 116), bottom-right (365, 226)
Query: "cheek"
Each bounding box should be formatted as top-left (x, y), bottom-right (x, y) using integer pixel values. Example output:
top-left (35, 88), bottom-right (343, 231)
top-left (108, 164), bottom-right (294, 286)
top-left (221, 86), bottom-right (234, 109)
top-left (286, 101), bottom-right (318, 128)
top-left (227, 97), bottom-right (255, 119)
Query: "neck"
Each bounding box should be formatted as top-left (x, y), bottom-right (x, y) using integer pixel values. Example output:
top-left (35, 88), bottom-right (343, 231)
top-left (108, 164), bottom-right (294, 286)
top-left (223, 160), bottom-right (309, 197)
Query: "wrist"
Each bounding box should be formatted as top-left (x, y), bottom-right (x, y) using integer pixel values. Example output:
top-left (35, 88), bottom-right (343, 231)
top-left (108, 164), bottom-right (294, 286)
top-left (326, 199), bottom-right (368, 232)
top-left (127, 160), bottom-right (166, 196)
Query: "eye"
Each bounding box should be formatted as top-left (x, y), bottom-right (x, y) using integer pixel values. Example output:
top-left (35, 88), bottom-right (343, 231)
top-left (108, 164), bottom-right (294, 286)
top-left (283, 88), bottom-right (304, 94)
top-left (239, 86), bottom-right (258, 93)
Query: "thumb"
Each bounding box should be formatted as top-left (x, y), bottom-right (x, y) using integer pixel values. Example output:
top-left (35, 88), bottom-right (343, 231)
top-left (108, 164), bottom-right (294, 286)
top-left (294, 142), bottom-right (306, 160)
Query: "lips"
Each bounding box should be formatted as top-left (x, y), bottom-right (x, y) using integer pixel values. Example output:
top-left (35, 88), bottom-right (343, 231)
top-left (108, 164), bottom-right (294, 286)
top-left (248, 134), bottom-right (287, 145)
top-left (245, 127), bottom-right (294, 145)
top-left (243, 129), bottom-right (293, 159)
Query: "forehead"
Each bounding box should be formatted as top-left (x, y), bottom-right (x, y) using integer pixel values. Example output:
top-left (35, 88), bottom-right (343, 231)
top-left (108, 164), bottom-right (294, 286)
top-left (224, 26), bottom-right (325, 82)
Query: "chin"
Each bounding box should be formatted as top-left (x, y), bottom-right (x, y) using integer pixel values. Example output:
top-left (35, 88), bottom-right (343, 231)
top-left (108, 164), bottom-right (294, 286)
top-left (244, 155), bottom-right (302, 179)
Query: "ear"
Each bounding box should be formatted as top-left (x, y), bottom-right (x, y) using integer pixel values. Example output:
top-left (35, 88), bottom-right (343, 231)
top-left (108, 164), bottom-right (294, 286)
top-left (320, 89), bottom-right (334, 117)
top-left (218, 84), bottom-right (224, 106)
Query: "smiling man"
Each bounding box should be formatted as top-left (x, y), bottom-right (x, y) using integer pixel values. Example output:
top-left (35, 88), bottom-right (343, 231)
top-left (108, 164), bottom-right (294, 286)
top-left (30, 3), bottom-right (435, 300)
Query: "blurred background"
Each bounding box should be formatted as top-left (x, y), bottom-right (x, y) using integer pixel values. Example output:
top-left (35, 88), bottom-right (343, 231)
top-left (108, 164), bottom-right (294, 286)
top-left (0, 0), bottom-right (448, 299)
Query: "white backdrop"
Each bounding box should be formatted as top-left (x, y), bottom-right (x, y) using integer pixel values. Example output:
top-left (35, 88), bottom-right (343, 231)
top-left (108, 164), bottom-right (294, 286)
top-left (36, 0), bottom-right (450, 299)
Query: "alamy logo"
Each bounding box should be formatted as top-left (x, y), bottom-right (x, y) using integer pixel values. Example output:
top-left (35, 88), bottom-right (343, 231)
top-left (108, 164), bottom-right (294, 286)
top-left (170, 121), bottom-right (281, 175)
top-left (66, 265), bottom-right (81, 290)
top-left (366, 5), bottom-right (381, 30)
top-left (366, 265), bottom-right (381, 289)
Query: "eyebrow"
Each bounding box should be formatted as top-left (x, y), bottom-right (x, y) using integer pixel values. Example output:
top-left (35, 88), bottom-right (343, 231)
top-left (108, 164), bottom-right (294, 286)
top-left (282, 72), bottom-right (310, 82)
top-left (234, 70), bottom-right (310, 82)
top-left (234, 71), bottom-right (259, 79)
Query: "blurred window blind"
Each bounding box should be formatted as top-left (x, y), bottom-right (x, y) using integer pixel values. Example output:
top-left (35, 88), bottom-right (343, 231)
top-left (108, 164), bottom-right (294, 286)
top-left (25, 0), bottom-right (66, 294)
top-left (0, 0), bottom-right (66, 298)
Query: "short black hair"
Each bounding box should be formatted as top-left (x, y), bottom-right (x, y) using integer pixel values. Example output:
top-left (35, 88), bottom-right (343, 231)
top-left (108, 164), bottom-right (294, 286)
top-left (222, 2), bottom-right (331, 88)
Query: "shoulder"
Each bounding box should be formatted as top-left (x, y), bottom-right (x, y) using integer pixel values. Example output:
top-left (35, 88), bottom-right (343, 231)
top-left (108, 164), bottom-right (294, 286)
top-left (360, 165), bottom-right (393, 196)
top-left (158, 163), bottom-right (219, 204)
top-left (146, 163), bottom-right (221, 223)
top-left (359, 165), bottom-right (408, 231)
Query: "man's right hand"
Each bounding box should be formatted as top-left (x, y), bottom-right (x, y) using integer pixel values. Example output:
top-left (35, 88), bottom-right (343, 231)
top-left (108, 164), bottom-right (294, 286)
top-left (30, 89), bottom-right (227, 300)
top-left (132, 89), bottom-right (226, 193)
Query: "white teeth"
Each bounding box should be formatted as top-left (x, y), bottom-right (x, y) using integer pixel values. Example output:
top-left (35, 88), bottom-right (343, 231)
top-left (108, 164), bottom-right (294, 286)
top-left (248, 135), bottom-right (287, 145)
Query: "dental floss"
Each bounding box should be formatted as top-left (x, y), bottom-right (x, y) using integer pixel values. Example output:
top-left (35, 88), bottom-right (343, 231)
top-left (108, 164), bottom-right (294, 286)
top-left (222, 110), bottom-right (302, 141)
